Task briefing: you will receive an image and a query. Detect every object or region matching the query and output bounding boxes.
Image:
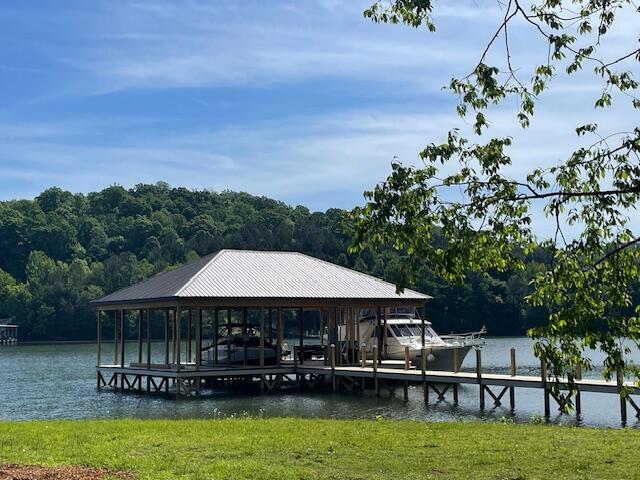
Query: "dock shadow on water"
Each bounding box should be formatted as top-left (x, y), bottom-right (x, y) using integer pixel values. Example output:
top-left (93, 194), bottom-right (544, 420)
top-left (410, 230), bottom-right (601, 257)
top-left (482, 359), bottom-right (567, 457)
top-left (1, 338), bottom-right (638, 428)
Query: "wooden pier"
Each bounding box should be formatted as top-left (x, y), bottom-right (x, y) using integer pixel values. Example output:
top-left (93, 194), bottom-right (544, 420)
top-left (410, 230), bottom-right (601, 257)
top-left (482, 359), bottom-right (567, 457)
top-left (97, 344), bottom-right (640, 424)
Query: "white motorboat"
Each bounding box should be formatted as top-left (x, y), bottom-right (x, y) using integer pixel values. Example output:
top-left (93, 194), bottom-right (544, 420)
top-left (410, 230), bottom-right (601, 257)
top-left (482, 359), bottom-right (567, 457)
top-left (357, 310), bottom-right (485, 371)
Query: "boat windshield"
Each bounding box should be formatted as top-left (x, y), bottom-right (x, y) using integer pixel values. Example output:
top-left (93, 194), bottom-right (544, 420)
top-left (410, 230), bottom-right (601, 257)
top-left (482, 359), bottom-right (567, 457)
top-left (389, 324), bottom-right (440, 338)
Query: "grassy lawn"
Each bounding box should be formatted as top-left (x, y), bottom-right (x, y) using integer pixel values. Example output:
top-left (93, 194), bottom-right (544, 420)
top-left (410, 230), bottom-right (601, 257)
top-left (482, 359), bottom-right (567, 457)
top-left (0, 418), bottom-right (639, 479)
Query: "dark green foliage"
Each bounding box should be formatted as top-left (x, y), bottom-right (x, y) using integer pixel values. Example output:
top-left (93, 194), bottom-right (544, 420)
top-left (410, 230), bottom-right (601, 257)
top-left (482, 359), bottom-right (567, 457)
top-left (0, 183), bottom-right (550, 340)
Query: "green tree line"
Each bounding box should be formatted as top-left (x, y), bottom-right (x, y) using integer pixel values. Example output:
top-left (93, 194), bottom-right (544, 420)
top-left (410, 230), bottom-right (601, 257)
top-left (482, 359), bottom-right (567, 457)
top-left (0, 183), bottom-right (549, 340)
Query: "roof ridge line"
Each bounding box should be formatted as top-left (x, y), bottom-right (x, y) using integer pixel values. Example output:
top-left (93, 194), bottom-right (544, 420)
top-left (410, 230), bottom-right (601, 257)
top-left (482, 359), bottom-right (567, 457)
top-left (175, 249), bottom-right (225, 297)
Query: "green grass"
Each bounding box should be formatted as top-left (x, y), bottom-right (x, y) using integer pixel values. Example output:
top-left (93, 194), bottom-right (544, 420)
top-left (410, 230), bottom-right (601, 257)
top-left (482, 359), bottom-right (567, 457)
top-left (1, 418), bottom-right (639, 479)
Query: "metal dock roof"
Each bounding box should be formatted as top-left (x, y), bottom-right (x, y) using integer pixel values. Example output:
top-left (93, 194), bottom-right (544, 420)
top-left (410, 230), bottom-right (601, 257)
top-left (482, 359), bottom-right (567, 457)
top-left (93, 249), bottom-right (430, 307)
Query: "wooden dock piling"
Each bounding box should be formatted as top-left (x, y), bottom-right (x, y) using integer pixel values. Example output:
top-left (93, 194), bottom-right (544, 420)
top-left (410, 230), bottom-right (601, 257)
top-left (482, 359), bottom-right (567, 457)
top-left (509, 348), bottom-right (516, 410)
top-left (617, 367), bottom-right (626, 424)
top-left (476, 349), bottom-right (484, 409)
top-left (373, 345), bottom-right (379, 397)
top-left (330, 344), bottom-right (336, 392)
top-left (575, 362), bottom-right (582, 416)
top-left (541, 359), bottom-right (550, 417)
top-left (421, 347), bottom-right (428, 403)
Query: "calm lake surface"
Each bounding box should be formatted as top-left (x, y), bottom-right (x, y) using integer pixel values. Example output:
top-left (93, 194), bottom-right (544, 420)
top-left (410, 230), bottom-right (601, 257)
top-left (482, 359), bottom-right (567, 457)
top-left (1, 337), bottom-right (638, 428)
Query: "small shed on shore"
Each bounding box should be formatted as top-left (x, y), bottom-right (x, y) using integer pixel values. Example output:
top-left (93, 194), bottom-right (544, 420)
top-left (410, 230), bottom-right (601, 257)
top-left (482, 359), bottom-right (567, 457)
top-left (92, 249), bottom-right (430, 370)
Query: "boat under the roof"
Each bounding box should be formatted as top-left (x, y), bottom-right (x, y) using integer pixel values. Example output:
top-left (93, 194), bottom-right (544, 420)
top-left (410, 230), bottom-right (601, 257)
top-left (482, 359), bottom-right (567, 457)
top-left (357, 309), bottom-right (485, 371)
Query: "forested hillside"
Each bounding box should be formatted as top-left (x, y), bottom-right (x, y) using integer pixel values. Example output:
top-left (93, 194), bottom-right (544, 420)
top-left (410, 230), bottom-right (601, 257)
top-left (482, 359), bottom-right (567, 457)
top-left (0, 183), bottom-right (549, 340)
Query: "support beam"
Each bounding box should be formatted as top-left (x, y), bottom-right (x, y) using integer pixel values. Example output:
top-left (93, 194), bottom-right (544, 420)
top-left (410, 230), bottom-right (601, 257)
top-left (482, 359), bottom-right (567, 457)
top-left (330, 343), bottom-right (336, 392)
top-left (617, 367), bottom-right (627, 424)
top-left (277, 308), bottom-right (283, 367)
top-left (477, 348), bottom-right (484, 409)
top-left (113, 310), bottom-right (118, 365)
top-left (509, 347), bottom-right (516, 410)
top-left (196, 308), bottom-right (202, 370)
top-left (227, 308), bottom-right (231, 367)
top-left (176, 306), bottom-right (182, 371)
top-left (187, 309), bottom-right (192, 364)
top-left (242, 307), bottom-right (248, 368)
top-left (376, 307), bottom-right (382, 363)
top-left (119, 309), bottom-right (125, 368)
top-left (373, 344), bottom-right (379, 397)
top-left (541, 359), bottom-right (550, 417)
top-left (137, 309), bottom-right (143, 364)
top-left (146, 309), bottom-right (151, 370)
top-left (575, 362), bottom-right (582, 416)
top-left (382, 307), bottom-right (388, 358)
top-left (299, 307), bottom-right (304, 350)
top-left (96, 311), bottom-right (101, 367)
top-left (164, 308), bottom-right (169, 365)
top-left (172, 309), bottom-right (177, 365)
top-left (259, 307), bottom-right (265, 369)
top-left (319, 309), bottom-right (324, 349)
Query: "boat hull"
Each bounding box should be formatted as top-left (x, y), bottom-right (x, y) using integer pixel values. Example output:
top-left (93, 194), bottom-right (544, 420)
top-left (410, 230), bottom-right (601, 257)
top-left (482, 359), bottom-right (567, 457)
top-left (384, 344), bottom-right (474, 371)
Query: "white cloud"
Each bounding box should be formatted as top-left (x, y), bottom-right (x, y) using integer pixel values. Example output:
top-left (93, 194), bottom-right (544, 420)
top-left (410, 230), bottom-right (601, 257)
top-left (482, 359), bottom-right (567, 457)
top-left (61, 0), bottom-right (501, 94)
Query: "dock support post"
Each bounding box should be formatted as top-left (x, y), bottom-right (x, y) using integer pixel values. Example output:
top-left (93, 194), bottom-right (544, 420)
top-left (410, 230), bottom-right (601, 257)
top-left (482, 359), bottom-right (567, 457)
top-left (195, 308), bottom-right (202, 396)
top-left (360, 344), bottom-right (366, 391)
top-left (330, 344), bottom-right (336, 392)
top-left (242, 307), bottom-right (248, 368)
top-left (196, 309), bottom-right (202, 370)
top-left (260, 307), bottom-right (265, 394)
top-left (119, 309), bottom-right (125, 368)
top-left (617, 367), bottom-right (627, 425)
top-left (164, 308), bottom-right (169, 366)
top-left (277, 308), bottom-right (283, 367)
top-left (176, 306), bottom-right (181, 397)
top-left (113, 310), bottom-right (118, 365)
top-left (476, 349), bottom-right (484, 410)
top-left (541, 359), bottom-right (550, 417)
top-left (96, 310), bottom-right (102, 368)
top-left (421, 347), bottom-right (428, 403)
top-left (373, 345), bottom-right (379, 397)
top-left (176, 307), bottom-right (181, 370)
top-left (146, 309), bottom-right (151, 369)
top-left (509, 348), bottom-right (516, 410)
top-left (575, 362), bottom-right (581, 416)
top-left (452, 347), bottom-right (459, 403)
top-left (187, 309), bottom-right (192, 364)
top-left (403, 346), bottom-right (410, 401)
top-left (137, 309), bottom-right (143, 364)
top-left (382, 308), bottom-right (388, 358)
top-left (293, 346), bottom-right (299, 389)
top-left (376, 308), bottom-right (382, 364)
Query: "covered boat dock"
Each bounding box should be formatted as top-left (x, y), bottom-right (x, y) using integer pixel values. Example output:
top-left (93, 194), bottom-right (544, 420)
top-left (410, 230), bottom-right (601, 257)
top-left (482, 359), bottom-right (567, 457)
top-left (92, 249), bottom-right (430, 395)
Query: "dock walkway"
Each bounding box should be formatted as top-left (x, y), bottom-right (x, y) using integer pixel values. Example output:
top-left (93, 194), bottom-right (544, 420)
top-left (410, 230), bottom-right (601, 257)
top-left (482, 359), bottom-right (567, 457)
top-left (96, 347), bottom-right (640, 424)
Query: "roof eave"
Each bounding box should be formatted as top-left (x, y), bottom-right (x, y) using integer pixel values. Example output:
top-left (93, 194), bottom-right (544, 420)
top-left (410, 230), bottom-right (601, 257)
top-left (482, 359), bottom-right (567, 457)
top-left (93, 295), bottom-right (430, 311)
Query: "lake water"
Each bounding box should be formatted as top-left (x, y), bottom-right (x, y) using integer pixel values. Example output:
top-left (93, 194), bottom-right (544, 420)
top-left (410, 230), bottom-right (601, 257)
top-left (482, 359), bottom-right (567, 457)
top-left (1, 338), bottom-right (638, 428)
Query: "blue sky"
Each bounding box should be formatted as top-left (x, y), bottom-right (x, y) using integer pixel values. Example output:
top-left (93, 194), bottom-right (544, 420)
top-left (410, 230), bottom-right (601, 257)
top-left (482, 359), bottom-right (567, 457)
top-left (0, 0), bottom-right (636, 218)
